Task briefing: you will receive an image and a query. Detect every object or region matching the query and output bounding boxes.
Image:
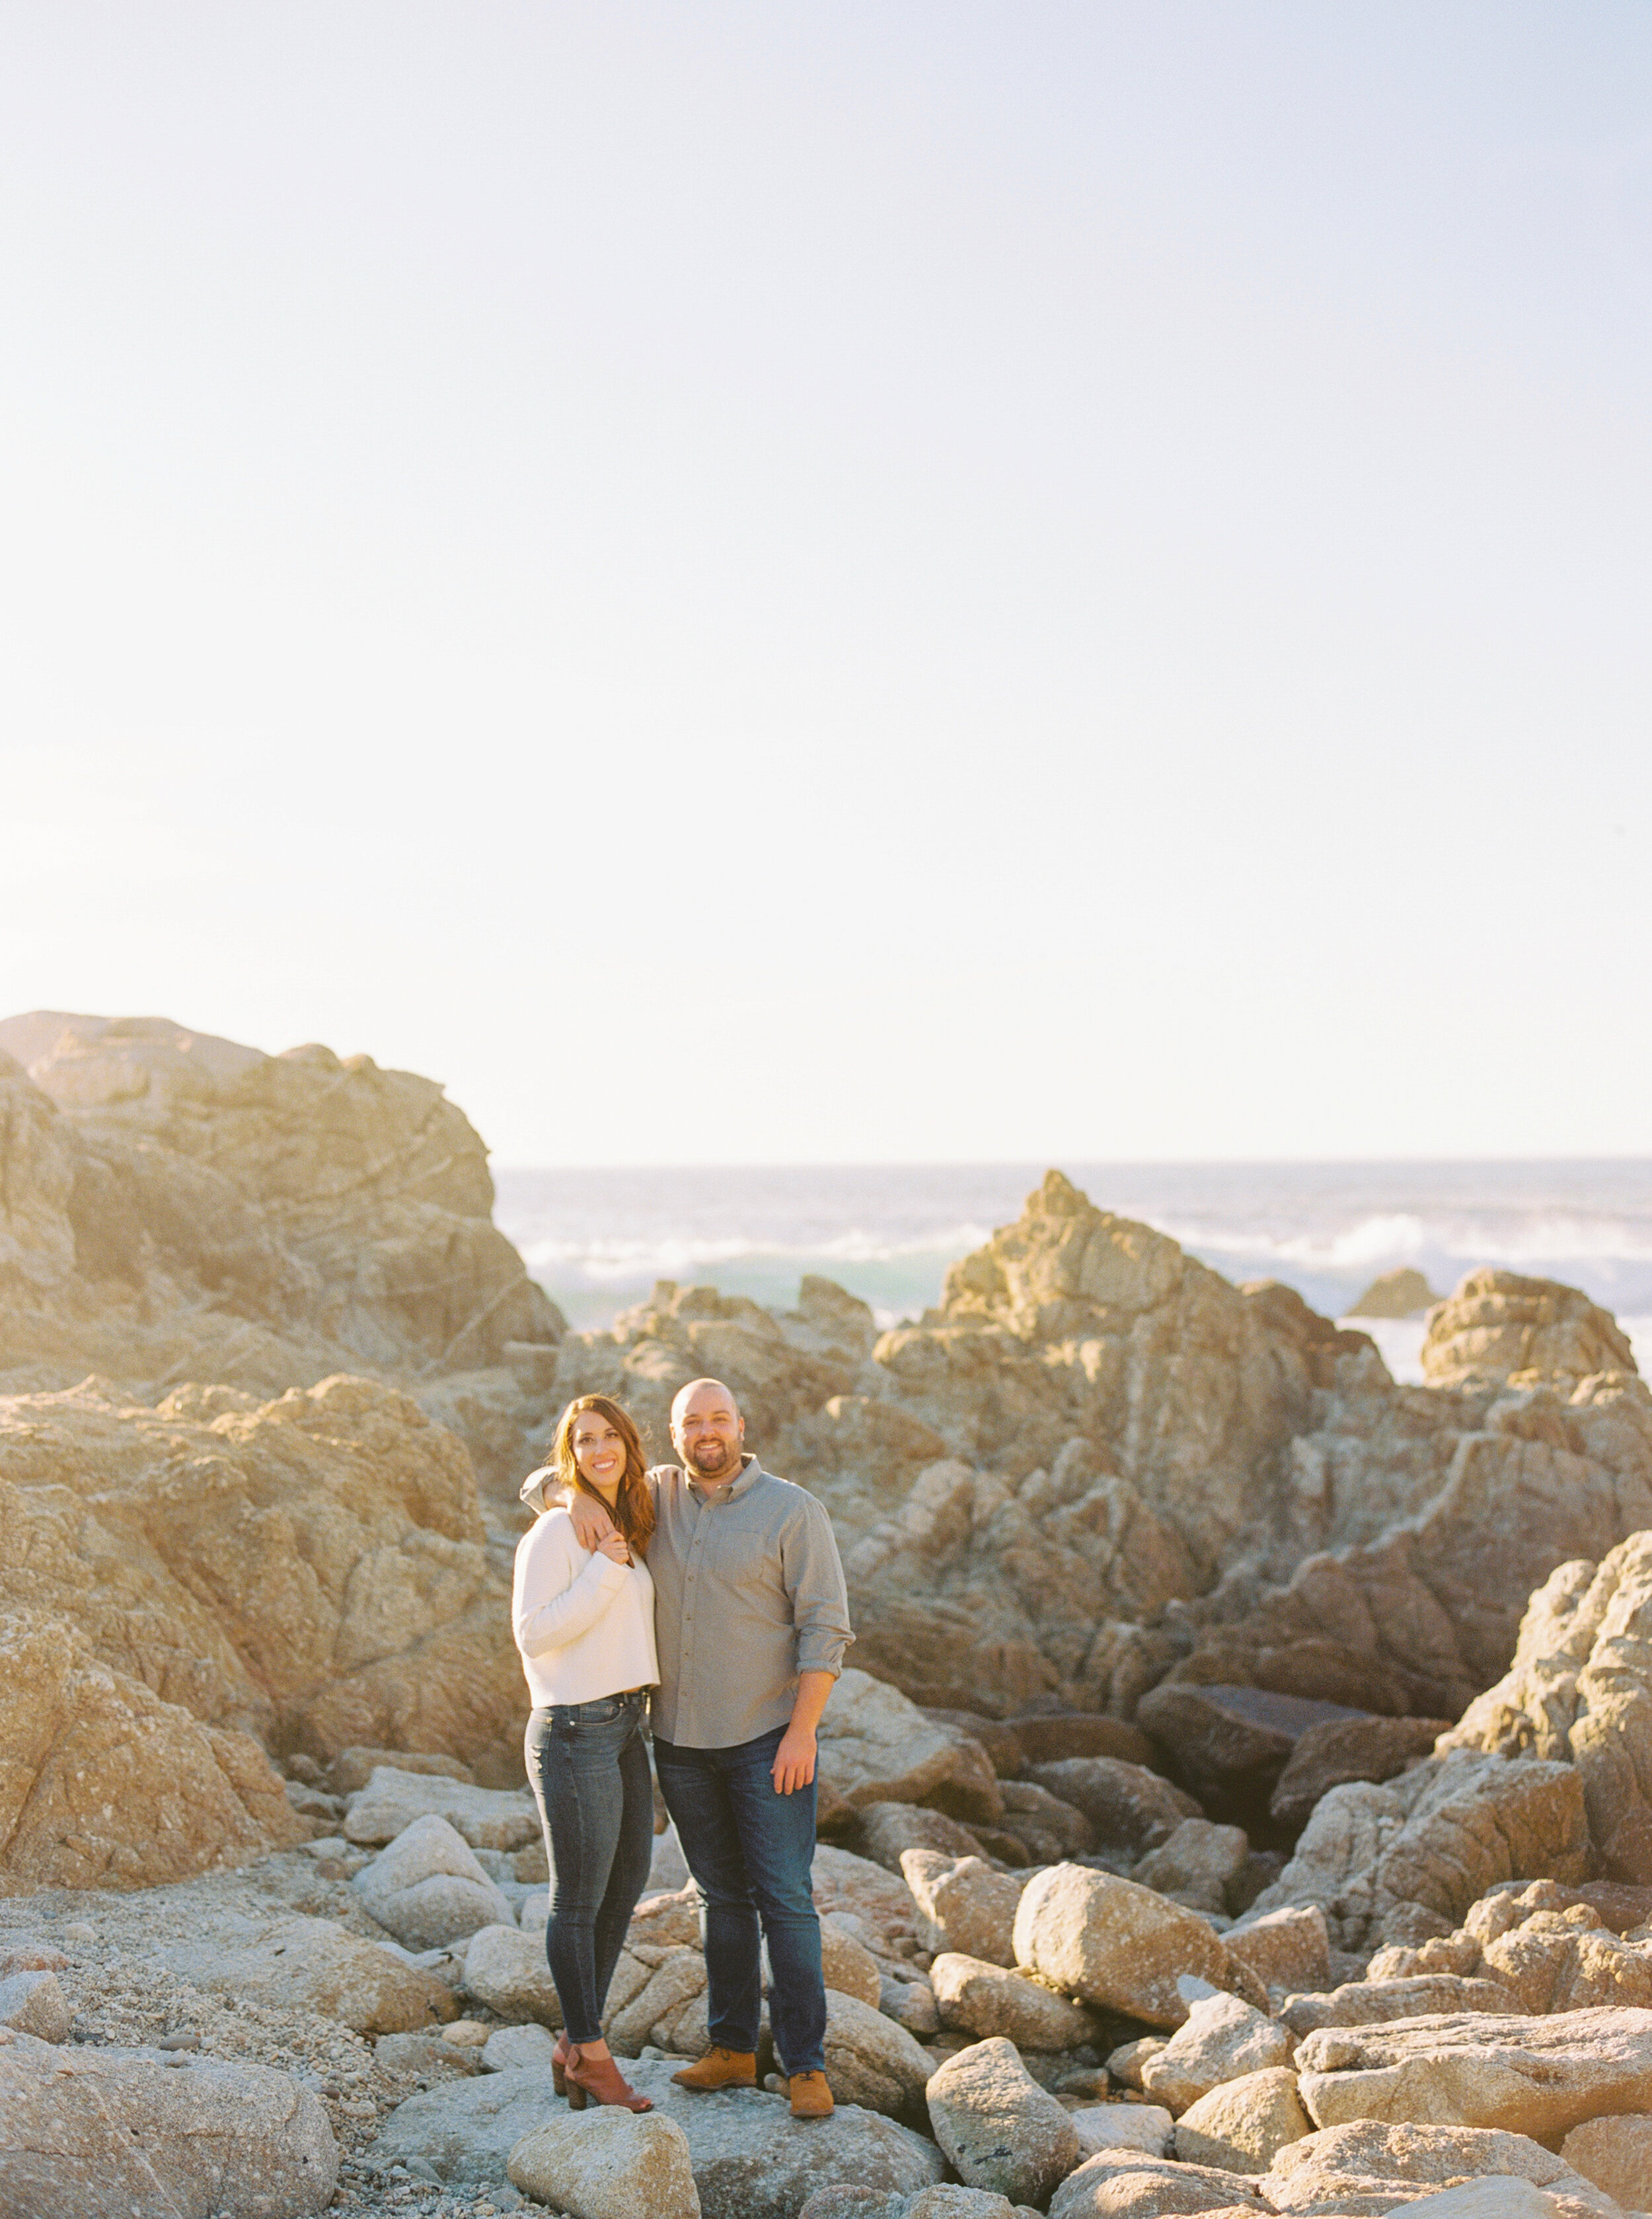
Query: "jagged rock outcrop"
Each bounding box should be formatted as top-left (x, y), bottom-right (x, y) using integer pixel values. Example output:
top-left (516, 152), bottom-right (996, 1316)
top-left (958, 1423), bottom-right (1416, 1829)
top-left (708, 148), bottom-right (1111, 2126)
top-left (0, 1014), bottom-right (560, 1478)
top-left (1248, 1749), bottom-right (1592, 1953)
top-left (1441, 1532), bottom-right (1652, 1881)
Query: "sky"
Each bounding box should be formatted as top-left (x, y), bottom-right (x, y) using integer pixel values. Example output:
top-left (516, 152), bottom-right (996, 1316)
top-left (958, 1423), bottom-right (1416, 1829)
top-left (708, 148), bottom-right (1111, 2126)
top-left (2, 3), bottom-right (1649, 1166)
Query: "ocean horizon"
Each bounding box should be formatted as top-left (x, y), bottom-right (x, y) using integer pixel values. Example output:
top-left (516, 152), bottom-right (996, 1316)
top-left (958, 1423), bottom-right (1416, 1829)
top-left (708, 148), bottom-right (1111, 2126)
top-left (494, 1158), bottom-right (1652, 1386)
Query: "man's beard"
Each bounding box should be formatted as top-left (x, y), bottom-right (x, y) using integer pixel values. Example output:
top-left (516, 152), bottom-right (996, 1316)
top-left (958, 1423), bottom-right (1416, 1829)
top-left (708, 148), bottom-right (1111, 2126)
top-left (686, 1440), bottom-right (737, 1478)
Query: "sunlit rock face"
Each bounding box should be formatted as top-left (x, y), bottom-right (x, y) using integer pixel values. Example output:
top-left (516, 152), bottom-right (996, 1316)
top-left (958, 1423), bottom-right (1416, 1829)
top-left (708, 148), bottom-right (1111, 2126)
top-left (0, 1010), bottom-right (561, 1400)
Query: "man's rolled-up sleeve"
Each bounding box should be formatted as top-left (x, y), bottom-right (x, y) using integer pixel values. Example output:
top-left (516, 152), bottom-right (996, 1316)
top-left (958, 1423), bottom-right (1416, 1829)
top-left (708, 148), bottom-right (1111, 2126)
top-left (784, 1499), bottom-right (854, 1678)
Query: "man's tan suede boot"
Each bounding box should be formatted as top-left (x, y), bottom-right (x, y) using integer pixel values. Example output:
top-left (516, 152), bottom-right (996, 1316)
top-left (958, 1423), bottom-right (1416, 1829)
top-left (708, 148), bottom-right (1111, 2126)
top-left (671, 2047), bottom-right (757, 2091)
top-left (788, 2071), bottom-right (834, 2119)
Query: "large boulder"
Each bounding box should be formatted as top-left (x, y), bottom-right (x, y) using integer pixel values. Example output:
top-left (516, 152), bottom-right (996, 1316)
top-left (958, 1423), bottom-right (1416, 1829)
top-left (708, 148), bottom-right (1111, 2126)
top-left (157, 1908), bottom-right (459, 2034)
top-left (1559, 2114), bottom-right (1652, 2213)
top-left (925, 2039), bottom-right (1080, 2207)
top-left (345, 1768), bottom-right (539, 1850)
top-left (1279, 1975), bottom-right (1522, 2037)
top-left (0, 1373), bottom-right (527, 1805)
top-left (1132, 1819), bottom-right (1250, 1916)
top-left (819, 1990), bottom-right (935, 2117)
top-left (1258, 2119), bottom-right (1627, 2215)
top-left (1268, 1713), bottom-right (1450, 1834)
top-left (1012, 1865), bottom-right (1250, 2029)
top-left (1134, 1682), bottom-right (1378, 1819)
top-left (817, 1673), bottom-right (1003, 1825)
top-left (0, 2028), bottom-right (338, 2218)
top-left (461, 1923), bottom-right (564, 2028)
top-left (1295, 2007), bottom-right (1652, 2140)
top-left (1047, 2147), bottom-right (1269, 2216)
top-left (1222, 1907), bottom-right (1330, 2000)
top-left (379, 2057), bottom-right (946, 2210)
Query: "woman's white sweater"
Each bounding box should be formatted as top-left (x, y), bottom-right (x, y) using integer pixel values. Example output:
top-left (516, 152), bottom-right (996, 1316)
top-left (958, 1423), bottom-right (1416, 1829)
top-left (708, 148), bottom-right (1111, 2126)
top-left (511, 1507), bottom-right (658, 1708)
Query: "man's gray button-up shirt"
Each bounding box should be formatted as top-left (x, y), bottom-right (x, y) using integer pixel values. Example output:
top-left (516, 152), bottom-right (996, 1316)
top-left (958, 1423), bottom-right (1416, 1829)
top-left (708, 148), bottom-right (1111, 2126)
top-left (646, 1454), bottom-right (853, 1750)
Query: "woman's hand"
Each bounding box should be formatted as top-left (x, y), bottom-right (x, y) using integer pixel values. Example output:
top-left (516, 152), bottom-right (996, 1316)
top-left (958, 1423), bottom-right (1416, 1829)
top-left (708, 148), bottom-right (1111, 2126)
top-left (567, 1491), bottom-right (617, 1552)
top-left (596, 1529), bottom-right (632, 1567)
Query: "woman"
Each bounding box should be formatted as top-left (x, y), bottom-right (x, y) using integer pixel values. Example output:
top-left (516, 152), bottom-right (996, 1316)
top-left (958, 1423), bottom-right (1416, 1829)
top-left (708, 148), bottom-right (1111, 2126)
top-left (514, 1393), bottom-right (657, 2111)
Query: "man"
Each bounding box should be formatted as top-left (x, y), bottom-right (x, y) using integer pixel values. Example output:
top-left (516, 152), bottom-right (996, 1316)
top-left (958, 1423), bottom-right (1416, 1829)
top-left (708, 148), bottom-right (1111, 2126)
top-left (564, 1375), bottom-right (853, 2117)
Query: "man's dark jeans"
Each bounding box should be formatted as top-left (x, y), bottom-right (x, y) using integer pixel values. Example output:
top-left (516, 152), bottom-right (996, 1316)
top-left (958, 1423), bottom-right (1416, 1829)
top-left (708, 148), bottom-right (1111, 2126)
top-left (653, 1723), bottom-right (826, 2076)
top-left (525, 1692), bottom-right (654, 2045)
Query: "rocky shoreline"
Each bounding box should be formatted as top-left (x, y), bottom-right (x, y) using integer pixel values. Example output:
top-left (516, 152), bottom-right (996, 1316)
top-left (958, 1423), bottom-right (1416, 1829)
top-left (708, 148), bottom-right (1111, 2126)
top-left (4, 1012), bottom-right (1652, 2216)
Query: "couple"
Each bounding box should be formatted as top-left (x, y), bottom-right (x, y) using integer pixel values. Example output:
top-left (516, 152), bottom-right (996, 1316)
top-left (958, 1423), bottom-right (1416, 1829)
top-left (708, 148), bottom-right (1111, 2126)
top-left (511, 1376), bottom-right (852, 2117)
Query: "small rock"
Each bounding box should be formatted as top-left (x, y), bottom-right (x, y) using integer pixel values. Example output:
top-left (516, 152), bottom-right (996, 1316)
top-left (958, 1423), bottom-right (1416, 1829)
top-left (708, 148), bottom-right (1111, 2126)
top-left (926, 2037), bottom-right (1080, 2206)
top-left (1140, 1992), bottom-right (1296, 2115)
top-left (1104, 2037), bottom-right (1166, 2090)
top-left (1069, 2102), bottom-right (1174, 2158)
top-left (462, 1924), bottom-right (564, 2028)
top-left (930, 1954), bottom-right (1096, 2051)
top-left (901, 1852), bottom-right (1025, 1968)
top-left (0, 1970), bottom-right (71, 2044)
top-left (507, 2105), bottom-right (699, 2219)
top-left (354, 1812), bottom-right (519, 1951)
top-left (1024, 1758), bottom-right (1201, 1859)
top-left (1173, 2066), bottom-right (1312, 2173)
top-left (1133, 1819), bottom-right (1250, 1916)
top-left (344, 1767), bottom-right (539, 1851)
top-left (1222, 1906), bottom-right (1331, 2000)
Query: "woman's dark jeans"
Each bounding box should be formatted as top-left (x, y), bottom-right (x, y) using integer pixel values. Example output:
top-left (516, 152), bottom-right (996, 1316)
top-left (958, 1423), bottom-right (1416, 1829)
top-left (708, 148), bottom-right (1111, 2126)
top-left (525, 1692), bottom-right (654, 2045)
top-left (652, 1723), bottom-right (826, 2076)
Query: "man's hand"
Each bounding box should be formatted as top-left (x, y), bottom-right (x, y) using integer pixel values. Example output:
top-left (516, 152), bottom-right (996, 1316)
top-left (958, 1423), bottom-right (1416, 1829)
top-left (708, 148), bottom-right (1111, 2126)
top-left (770, 1723), bottom-right (817, 1796)
top-left (566, 1491), bottom-right (617, 1552)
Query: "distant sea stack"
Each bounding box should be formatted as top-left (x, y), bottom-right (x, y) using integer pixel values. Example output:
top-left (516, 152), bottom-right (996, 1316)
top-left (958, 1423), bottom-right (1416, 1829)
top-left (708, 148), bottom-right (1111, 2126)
top-left (1346, 1265), bottom-right (1441, 1318)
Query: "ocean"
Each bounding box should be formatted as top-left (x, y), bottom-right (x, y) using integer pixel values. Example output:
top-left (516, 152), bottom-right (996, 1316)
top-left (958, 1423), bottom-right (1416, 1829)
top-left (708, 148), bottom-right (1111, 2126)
top-left (493, 1160), bottom-right (1652, 1386)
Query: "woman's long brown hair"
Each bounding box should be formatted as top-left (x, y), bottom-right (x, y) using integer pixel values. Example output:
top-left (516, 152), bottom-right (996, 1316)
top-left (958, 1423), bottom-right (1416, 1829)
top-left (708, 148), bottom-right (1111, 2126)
top-left (550, 1394), bottom-right (655, 1558)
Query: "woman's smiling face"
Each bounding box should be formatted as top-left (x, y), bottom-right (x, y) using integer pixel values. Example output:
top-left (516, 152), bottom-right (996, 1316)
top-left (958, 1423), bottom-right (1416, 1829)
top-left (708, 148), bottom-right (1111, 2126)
top-left (571, 1410), bottom-right (626, 1495)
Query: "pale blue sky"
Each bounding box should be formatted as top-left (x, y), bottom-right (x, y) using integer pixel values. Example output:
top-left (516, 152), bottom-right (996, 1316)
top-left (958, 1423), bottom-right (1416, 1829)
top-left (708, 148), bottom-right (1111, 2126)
top-left (3, 4), bottom-right (1648, 1164)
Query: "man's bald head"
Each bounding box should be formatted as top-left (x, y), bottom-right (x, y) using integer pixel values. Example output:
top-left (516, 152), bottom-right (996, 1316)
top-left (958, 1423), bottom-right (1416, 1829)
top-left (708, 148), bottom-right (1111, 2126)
top-left (671, 1377), bottom-right (745, 1482)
